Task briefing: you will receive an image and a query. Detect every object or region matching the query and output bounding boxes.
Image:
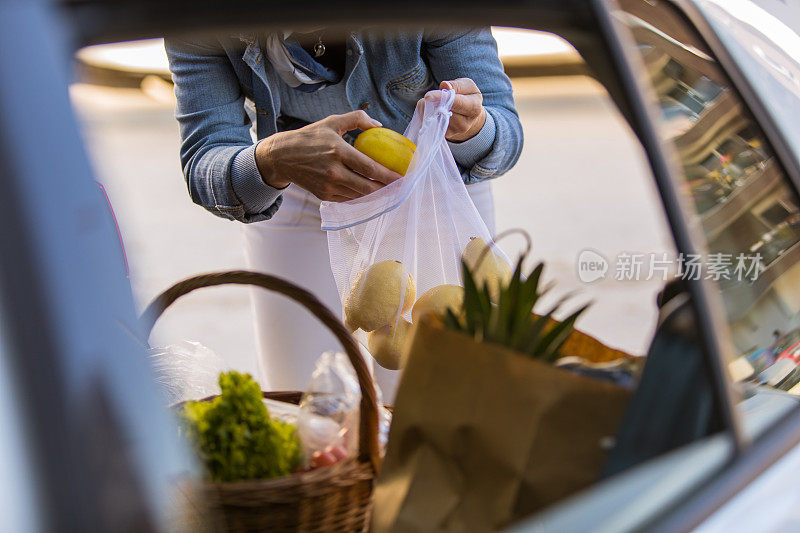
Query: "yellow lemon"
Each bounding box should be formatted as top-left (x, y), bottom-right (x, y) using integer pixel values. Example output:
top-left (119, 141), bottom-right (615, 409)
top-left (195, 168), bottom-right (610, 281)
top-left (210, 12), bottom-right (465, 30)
top-left (367, 318), bottom-right (414, 370)
top-left (354, 127), bottom-right (416, 176)
top-left (411, 284), bottom-right (464, 323)
top-left (344, 260), bottom-right (416, 332)
top-left (461, 237), bottom-right (513, 302)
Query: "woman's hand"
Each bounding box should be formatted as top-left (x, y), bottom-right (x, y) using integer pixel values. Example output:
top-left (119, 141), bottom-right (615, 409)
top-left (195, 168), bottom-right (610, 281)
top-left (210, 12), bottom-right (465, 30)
top-left (255, 110), bottom-right (403, 202)
top-left (439, 78), bottom-right (487, 142)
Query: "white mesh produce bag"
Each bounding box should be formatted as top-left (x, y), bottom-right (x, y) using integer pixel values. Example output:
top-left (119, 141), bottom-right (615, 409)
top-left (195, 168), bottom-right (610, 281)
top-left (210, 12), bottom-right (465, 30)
top-left (320, 89), bottom-right (509, 369)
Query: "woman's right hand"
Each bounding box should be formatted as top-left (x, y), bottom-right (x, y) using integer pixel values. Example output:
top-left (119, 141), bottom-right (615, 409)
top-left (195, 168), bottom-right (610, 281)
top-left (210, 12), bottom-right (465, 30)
top-left (254, 110), bottom-right (403, 202)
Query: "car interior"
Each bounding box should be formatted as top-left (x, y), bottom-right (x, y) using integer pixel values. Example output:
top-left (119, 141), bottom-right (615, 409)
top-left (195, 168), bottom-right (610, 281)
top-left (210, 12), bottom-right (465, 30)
top-left (3, 0), bottom-right (800, 530)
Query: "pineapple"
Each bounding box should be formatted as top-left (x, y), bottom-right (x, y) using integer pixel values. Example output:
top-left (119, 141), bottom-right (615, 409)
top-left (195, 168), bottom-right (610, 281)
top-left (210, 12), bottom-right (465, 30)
top-left (443, 256), bottom-right (588, 363)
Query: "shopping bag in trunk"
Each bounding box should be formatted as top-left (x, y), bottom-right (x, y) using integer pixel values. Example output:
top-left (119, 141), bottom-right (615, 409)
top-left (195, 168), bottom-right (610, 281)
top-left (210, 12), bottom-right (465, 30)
top-left (372, 319), bottom-right (632, 532)
top-left (320, 89), bottom-right (509, 371)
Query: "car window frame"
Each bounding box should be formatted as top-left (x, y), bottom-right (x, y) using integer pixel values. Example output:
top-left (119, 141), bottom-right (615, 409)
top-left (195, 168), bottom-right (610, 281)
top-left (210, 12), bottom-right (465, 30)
top-left (596, 0), bottom-right (800, 529)
top-left (594, 0), bottom-right (746, 442)
top-left (57, 0), bottom-right (798, 528)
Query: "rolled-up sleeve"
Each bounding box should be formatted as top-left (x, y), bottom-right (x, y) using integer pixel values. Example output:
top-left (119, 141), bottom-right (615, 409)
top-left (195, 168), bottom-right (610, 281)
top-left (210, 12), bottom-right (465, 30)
top-left (424, 28), bottom-right (523, 184)
top-left (230, 142), bottom-right (287, 214)
top-left (447, 111), bottom-right (496, 169)
top-left (165, 37), bottom-right (282, 222)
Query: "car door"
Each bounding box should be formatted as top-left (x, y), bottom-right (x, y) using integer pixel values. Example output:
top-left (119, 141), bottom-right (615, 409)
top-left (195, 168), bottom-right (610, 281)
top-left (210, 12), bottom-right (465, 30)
top-left (511, 1), bottom-right (800, 530)
top-left (10, 0), bottom-right (799, 530)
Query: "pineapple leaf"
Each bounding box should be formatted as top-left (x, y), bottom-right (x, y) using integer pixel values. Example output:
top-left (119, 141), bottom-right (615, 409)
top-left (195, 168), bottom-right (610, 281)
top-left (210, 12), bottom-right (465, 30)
top-left (489, 260), bottom-right (522, 344)
top-left (444, 235), bottom-right (589, 365)
top-left (461, 259), bottom-right (484, 338)
top-left (538, 304), bottom-right (590, 363)
top-left (518, 291), bottom-right (574, 354)
top-left (508, 263), bottom-right (544, 347)
top-left (443, 307), bottom-right (463, 330)
top-left (504, 257), bottom-right (525, 329)
top-left (517, 312), bottom-right (554, 355)
top-left (479, 282), bottom-right (493, 336)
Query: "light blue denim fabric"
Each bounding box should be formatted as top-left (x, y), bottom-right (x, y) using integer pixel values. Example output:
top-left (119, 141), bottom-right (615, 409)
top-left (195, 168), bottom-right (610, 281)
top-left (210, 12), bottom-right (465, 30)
top-left (165, 28), bottom-right (523, 222)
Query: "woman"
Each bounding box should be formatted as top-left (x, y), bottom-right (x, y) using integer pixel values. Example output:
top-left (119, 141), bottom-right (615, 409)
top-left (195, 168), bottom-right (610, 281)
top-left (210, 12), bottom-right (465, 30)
top-left (165, 27), bottom-right (523, 398)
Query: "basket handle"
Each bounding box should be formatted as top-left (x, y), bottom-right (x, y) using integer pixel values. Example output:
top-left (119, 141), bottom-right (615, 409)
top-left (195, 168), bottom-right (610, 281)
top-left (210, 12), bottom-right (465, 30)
top-left (139, 270), bottom-right (381, 472)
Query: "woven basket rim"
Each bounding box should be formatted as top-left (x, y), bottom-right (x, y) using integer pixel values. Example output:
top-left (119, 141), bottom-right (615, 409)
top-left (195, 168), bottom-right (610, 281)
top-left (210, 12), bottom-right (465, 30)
top-left (154, 272), bottom-right (380, 531)
top-left (197, 458), bottom-right (372, 491)
top-left (141, 270), bottom-right (381, 470)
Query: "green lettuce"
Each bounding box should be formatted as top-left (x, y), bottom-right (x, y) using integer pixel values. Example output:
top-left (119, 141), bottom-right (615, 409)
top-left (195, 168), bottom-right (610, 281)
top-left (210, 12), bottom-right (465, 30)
top-left (180, 371), bottom-right (301, 482)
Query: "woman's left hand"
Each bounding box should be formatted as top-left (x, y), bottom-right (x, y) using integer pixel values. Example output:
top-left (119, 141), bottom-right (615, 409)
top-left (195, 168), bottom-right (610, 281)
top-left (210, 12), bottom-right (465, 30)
top-left (439, 78), bottom-right (487, 142)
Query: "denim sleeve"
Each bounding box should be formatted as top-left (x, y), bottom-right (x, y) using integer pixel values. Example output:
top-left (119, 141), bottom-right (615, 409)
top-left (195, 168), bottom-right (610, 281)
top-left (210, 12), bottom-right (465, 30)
top-left (447, 111), bottom-right (496, 169)
top-left (423, 28), bottom-right (524, 184)
top-left (230, 142), bottom-right (287, 214)
top-left (164, 37), bottom-right (282, 223)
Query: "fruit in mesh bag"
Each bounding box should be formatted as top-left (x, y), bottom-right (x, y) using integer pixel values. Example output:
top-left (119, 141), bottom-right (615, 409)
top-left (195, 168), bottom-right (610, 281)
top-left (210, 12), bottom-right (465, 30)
top-left (367, 318), bottom-right (414, 370)
top-left (344, 260), bottom-right (416, 332)
top-left (461, 237), bottom-right (513, 302)
top-left (411, 284), bottom-right (465, 324)
top-left (354, 127), bottom-right (417, 176)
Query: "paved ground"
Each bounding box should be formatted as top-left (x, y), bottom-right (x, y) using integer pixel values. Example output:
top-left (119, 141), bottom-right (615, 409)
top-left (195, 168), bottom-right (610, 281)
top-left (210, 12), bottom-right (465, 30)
top-left (71, 75), bottom-right (675, 379)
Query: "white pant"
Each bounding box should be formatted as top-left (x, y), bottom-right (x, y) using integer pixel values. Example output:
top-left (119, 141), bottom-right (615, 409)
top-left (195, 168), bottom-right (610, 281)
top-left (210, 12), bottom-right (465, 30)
top-left (243, 182), bottom-right (495, 400)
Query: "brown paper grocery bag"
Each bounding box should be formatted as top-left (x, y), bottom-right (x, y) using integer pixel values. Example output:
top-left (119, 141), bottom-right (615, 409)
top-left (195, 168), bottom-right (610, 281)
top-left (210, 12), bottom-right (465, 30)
top-left (372, 319), bottom-right (631, 532)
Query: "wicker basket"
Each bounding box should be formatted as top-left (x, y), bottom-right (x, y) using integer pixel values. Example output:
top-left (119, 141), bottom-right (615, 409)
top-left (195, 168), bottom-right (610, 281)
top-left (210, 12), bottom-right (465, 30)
top-left (140, 270), bottom-right (380, 532)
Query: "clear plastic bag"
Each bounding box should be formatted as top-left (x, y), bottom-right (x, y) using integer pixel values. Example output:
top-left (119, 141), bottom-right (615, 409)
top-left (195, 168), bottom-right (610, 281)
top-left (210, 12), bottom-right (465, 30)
top-left (320, 89), bottom-right (508, 368)
top-left (297, 351), bottom-right (391, 467)
top-left (147, 340), bottom-right (227, 404)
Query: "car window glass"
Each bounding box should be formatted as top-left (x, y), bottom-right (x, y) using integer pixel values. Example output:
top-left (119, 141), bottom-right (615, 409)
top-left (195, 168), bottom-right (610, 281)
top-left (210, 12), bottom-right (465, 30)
top-left (618, 0), bottom-right (800, 413)
top-left (693, 0), bottom-right (800, 172)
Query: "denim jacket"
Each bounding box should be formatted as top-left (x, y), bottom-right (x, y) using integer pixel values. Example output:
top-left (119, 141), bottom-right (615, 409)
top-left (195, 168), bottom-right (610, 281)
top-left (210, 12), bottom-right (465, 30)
top-left (165, 28), bottom-right (523, 223)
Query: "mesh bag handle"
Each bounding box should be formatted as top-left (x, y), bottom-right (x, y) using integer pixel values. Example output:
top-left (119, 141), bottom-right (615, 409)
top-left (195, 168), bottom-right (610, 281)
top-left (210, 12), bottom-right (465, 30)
top-left (139, 270), bottom-right (381, 470)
